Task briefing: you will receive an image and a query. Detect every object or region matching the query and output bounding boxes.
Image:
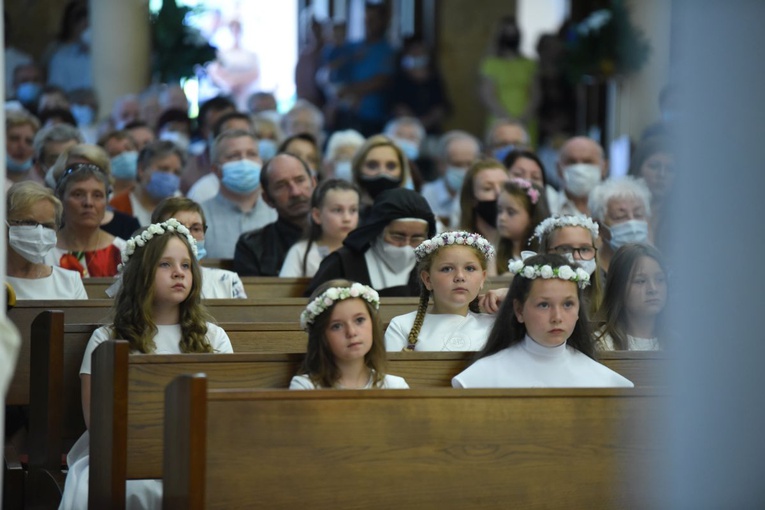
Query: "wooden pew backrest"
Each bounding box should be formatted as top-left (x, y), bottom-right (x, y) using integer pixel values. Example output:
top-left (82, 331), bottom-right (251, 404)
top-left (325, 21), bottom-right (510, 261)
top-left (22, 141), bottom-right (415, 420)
top-left (165, 378), bottom-right (663, 510)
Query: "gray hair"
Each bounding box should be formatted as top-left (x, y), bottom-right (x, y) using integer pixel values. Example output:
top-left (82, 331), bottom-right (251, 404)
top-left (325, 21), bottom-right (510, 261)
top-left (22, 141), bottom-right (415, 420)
top-left (484, 118), bottom-right (529, 147)
top-left (282, 99), bottom-right (324, 135)
top-left (384, 117), bottom-right (425, 143)
top-left (436, 130), bottom-right (481, 161)
top-left (324, 129), bottom-right (365, 162)
top-left (210, 129), bottom-right (259, 165)
top-left (588, 177), bottom-right (652, 223)
top-left (33, 124), bottom-right (84, 162)
top-left (137, 140), bottom-right (187, 170)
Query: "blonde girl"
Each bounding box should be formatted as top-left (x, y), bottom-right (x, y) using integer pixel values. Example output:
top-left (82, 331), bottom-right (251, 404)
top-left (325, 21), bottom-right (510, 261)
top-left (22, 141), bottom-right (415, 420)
top-left (385, 231), bottom-right (495, 352)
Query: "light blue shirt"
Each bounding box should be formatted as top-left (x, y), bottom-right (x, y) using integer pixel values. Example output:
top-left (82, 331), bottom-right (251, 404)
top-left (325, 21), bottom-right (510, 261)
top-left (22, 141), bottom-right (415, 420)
top-left (200, 193), bottom-right (277, 260)
top-left (47, 43), bottom-right (92, 92)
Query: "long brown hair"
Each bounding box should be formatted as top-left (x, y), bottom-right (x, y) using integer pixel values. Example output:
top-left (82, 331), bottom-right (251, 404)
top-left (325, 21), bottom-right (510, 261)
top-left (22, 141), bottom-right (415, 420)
top-left (495, 178), bottom-right (549, 274)
top-left (594, 243), bottom-right (667, 350)
top-left (300, 279), bottom-right (387, 387)
top-left (112, 230), bottom-right (213, 353)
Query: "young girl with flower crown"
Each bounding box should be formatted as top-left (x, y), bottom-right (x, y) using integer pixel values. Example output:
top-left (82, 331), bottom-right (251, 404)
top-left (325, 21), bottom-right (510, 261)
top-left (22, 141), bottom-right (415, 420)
top-left (291, 279), bottom-right (409, 389)
top-left (453, 253), bottom-right (632, 388)
top-left (59, 219), bottom-right (233, 510)
top-left (495, 177), bottom-right (549, 273)
top-left (385, 231), bottom-right (496, 352)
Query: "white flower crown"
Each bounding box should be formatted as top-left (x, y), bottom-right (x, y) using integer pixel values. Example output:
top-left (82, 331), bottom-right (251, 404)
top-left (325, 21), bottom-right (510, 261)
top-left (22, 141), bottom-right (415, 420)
top-left (532, 215), bottom-right (599, 245)
top-left (414, 231), bottom-right (495, 262)
top-left (508, 259), bottom-right (591, 289)
top-left (301, 283), bottom-right (380, 331)
top-left (119, 218), bottom-right (197, 270)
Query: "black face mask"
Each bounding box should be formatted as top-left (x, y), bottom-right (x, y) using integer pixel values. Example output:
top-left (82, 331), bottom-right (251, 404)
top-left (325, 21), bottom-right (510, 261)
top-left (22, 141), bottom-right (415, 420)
top-left (474, 200), bottom-right (498, 228)
top-left (361, 175), bottom-right (402, 199)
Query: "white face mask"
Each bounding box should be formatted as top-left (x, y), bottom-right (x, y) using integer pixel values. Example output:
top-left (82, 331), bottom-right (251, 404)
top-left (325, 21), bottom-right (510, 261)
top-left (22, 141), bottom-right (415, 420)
top-left (563, 163), bottom-right (601, 197)
top-left (606, 220), bottom-right (649, 250)
top-left (372, 235), bottom-right (416, 272)
top-left (334, 160), bottom-right (353, 182)
top-left (8, 224), bottom-right (57, 264)
top-left (562, 252), bottom-right (598, 276)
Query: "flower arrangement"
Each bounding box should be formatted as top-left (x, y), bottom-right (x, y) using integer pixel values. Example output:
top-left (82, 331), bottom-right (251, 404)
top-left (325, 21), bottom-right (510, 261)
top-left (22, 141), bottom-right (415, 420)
top-left (509, 177), bottom-right (540, 205)
top-left (564, 0), bottom-right (651, 81)
top-left (120, 218), bottom-right (197, 270)
top-left (301, 283), bottom-right (380, 331)
top-left (508, 260), bottom-right (591, 289)
top-left (414, 231), bottom-right (495, 262)
top-left (532, 215), bottom-right (599, 245)
top-left (151, 0), bottom-right (217, 82)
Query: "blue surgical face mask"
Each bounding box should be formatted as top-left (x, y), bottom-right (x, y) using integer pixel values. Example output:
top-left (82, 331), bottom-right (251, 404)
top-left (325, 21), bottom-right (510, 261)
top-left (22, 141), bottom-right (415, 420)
top-left (144, 171), bottom-right (180, 200)
top-left (334, 160), bottom-right (353, 182)
top-left (7, 154), bottom-right (33, 173)
top-left (258, 139), bottom-right (278, 162)
top-left (606, 220), bottom-right (649, 251)
top-left (493, 144), bottom-right (516, 162)
top-left (195, 239), bottom-right (207, 260)
top-left (221, 159), bottom-right (262, 194)
top-left (16, 82), bottom-right (42, 105)
top-left (393, 137), bottom-right (420, 160)
top-left (444, 165), bottom-right (466, 192)
top-left (110, 151), bottom-right (139, 180)
top-left (71, 103), bottom-right (95, 126)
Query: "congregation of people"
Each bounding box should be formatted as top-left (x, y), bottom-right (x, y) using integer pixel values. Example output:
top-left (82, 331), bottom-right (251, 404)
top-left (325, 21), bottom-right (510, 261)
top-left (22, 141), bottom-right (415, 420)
top-left (4, 3), bottom-right (674, 508)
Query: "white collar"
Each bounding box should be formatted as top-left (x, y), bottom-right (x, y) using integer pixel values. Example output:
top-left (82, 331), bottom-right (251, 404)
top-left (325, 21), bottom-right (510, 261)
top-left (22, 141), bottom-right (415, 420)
top-left (521, 334), bottom-right (567, 358)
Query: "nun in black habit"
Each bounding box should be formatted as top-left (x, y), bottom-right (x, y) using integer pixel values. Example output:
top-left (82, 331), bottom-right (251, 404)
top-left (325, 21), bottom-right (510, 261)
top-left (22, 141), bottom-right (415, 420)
top-left (305, 188), bottom-right (437, 297)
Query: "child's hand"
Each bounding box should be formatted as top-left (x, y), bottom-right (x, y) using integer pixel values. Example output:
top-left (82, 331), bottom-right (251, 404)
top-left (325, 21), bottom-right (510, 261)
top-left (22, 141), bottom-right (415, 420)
top-left (479, 288), bottom-right (508, 314)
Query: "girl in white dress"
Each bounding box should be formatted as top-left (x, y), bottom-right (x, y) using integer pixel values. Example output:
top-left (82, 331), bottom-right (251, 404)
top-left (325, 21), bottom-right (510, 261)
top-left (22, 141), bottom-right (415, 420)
top-left (59, 219), bottom-right (233, 510)
top-left (280, 179), bottom-right (360, 278)
top-left (453, 253), bottom-right (633, 388)
top-left (290, 279), bottom-right (408, 389)
top-left (150, 197), bottom-right (247, 299)
top-left (594, 243), bottom-right (668, 351)
top-left (385, 231), bottom-right (496, 352)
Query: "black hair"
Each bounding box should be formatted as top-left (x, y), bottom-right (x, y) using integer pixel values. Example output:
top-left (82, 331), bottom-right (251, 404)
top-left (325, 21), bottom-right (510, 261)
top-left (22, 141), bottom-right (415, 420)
top-left (197, 95), bottom-right (236, 130)
top-left (212, 111), bottom-right (253, 138)
top-left (38, 108), bottom-right (77, 128)
top-left (156, 108), bottom-right (192, 134)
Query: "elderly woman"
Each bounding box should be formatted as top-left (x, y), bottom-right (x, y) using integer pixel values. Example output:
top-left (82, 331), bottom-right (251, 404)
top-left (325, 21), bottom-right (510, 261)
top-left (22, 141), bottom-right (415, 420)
top-left (6, 181), bottom-right (87, 298)
top-left (52, 143), bottom-right (140, 240)
top-left (588, 177), bottom-right (652, 275)
top-left (627, 136), bottom-right (674, 249)
top-left (322, 129), bottom-right (365, 182)
top-left (307, 188), bottom-right (436, 297)
top-left (109, 140), bottom-right (185, 226)
top-left (51, 152), bottom-right (127, 277)
top-left (6, 110), bottom-right (42, 187)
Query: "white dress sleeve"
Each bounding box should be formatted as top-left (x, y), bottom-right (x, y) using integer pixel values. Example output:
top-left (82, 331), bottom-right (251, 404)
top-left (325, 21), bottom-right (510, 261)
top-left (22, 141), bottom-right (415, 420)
top-left (279, 241), bottom-right (307, 278)
top-left (289, 374), bottom-right (315, 389)
top-left (206, 323), bottom-right (234, 353)
top-left (384, 313), bottom-right (415, 351)
top-left (229, 271), bottom-right (247, 299)
top-left (382, 374), bottom-right (410, 389)
top-left (79, 326), bottom-right (113, 375)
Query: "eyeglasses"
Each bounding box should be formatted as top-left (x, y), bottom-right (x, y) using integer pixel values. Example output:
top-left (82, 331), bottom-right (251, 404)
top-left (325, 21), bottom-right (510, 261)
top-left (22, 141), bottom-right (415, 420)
top-left (7, 219), bottom-right (58, 231)
top-left (186, 223), bottom-right (207, 236)
top-left (550, 245), bottom-right (597, 261)
top-left (386, 232), bottom-right (427, 247)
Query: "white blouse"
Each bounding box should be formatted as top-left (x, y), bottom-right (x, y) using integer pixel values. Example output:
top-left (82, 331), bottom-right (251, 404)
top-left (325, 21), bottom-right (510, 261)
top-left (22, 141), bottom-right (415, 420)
top-left (385, 310), bottom-right (494, 351)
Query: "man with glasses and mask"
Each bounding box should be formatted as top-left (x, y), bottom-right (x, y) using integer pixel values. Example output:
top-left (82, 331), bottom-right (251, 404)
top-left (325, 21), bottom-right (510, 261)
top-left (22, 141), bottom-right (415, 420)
top-left (306, 188), bottom-right (436, 297)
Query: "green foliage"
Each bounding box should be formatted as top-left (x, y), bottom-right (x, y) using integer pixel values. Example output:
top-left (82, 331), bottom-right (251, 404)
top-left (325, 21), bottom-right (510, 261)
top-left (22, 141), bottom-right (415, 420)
top-left (564, 0), bottom-right (651, 82)
top-left (150, 0), bottom-right (217, 83)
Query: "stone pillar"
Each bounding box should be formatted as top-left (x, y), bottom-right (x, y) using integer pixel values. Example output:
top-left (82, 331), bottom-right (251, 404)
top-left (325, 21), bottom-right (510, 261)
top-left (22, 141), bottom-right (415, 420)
top-left (89, 0), bottom-right (151, 122)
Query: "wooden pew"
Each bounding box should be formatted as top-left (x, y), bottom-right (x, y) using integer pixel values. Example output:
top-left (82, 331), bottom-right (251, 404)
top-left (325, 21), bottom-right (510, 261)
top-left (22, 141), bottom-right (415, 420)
top-left (82, 276), bottom-right (312, 300)
top-left (163, 376), bottom-right (663, 509)
top-left (83, 275), bottom-right (512, 300)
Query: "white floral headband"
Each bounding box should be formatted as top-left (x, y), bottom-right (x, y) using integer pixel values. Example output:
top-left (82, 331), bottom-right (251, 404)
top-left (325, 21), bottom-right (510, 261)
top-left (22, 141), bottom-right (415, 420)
top-left (301, 283), bottom-right (380, 331)
top-left (119, 218), bottom-right (197, 270)
top-left (532, 215), bottom-right (599, 245)
top-left (508, 259), bottom-right (591, 289)
top-left (508, 177), bottom-right (540, 205)
top-left (414, 231), bottom-right (495, 262)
